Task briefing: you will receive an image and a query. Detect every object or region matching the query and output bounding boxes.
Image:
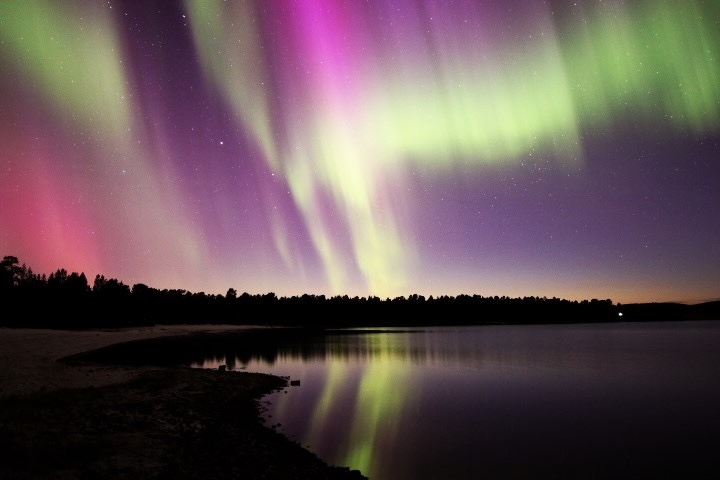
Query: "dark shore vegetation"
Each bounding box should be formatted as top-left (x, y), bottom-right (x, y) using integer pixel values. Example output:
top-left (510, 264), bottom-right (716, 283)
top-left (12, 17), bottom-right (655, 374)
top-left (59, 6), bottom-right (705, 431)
top-left (2, 255), bottom-right (719, 328)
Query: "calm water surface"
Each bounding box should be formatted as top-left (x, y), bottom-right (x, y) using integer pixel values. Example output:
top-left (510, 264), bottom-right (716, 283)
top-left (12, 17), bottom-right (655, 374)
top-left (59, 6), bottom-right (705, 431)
top-left (192, 321), bottom-right (720, 479)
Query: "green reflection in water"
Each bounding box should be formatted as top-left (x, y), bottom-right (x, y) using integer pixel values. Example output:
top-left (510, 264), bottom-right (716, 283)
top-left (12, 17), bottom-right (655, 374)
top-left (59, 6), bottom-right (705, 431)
top-left (305, 362), bottom-right (351, 447)
top-left (345, 358), bottom-right (412, 476)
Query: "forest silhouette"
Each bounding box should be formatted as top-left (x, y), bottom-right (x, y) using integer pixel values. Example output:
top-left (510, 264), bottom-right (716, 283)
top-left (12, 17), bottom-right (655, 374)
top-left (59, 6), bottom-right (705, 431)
top-left (2, 255), bottom-right (718, 329)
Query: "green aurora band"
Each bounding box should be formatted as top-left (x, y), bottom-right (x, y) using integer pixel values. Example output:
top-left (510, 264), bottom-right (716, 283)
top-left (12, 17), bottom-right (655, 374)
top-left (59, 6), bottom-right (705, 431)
top-left (183, 0), bottom-right (720, 297)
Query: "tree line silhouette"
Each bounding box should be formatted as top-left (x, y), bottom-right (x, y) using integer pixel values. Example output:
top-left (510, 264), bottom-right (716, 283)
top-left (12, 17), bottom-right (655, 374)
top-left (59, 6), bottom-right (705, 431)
top-left (2, 255), bottom-right (717, 329)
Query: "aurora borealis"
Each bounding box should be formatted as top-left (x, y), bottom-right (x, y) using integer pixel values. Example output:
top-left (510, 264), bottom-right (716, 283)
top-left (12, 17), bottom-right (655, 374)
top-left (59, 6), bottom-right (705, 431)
top-left (1, 0), bottom-right (719, 304)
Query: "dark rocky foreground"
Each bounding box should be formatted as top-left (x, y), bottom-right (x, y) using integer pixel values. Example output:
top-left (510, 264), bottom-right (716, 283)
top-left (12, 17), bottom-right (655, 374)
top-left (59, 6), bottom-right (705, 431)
top-left (0, 366), bottom-right (367, 480)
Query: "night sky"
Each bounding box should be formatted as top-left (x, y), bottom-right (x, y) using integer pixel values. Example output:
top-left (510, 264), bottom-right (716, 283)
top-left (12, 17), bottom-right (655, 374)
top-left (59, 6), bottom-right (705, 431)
top-left (1, 0), bottom-right (719, 304)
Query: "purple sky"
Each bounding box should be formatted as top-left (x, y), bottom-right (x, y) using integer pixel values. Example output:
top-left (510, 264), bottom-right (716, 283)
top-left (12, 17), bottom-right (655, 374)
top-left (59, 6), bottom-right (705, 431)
top-left (1, 0), bottom-right (719, 304)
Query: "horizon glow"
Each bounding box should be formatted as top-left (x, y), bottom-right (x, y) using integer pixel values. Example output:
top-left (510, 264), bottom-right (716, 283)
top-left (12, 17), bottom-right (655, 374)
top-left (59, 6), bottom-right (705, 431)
top-left (1, 0), bottom-right (719, 304)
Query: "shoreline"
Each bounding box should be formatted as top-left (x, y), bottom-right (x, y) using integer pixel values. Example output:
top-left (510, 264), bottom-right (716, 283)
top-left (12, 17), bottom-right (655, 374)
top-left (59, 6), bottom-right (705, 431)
top-left (0, 326), bottom-right (367, 480)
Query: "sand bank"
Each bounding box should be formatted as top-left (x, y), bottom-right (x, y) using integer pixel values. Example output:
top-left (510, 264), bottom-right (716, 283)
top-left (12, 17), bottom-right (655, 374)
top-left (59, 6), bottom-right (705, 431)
top-left (0, 326), bottom-right (366, 479)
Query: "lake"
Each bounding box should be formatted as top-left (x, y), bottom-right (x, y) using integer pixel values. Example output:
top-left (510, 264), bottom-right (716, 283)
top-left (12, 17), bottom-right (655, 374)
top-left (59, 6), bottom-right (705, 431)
top-left (191, 321), bottom-right (720, 479)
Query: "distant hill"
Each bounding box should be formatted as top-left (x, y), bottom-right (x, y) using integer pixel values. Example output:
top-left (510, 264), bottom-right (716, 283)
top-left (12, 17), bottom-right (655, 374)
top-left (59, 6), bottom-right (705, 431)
top-left (619, 301), bottom-right (720, 322)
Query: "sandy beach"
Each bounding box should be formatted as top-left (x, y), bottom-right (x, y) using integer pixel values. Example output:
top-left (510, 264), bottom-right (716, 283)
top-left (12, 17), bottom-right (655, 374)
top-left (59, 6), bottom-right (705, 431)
top-left (0, 325), bottom-right (257, 398)
top-left (0, 326), bottom-right (367, 479)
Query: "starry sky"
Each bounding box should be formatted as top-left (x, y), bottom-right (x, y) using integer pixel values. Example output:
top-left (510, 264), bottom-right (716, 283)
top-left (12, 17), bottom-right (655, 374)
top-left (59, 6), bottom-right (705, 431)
top-left (1, 0), bottom-right (719, 305)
